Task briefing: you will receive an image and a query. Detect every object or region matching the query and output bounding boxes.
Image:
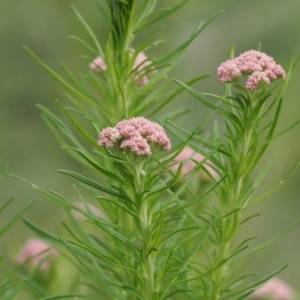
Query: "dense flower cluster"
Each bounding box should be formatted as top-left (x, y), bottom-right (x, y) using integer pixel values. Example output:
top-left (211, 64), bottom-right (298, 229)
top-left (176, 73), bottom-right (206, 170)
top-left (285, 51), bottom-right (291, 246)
top-left (217, 50), bottom-right (286, 90)
top-left (89, 52), bottom-right (155, 85)
top-left (99, 117), bottom-right (171, 156)
top-left (250, 277), bottom-right (294, 300)
top-left (17, 239), bottom-right (58, 272)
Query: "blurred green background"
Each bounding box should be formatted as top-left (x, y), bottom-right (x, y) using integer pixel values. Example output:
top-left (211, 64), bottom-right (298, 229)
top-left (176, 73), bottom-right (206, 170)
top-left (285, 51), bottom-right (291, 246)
top-left (0, 0), bottom-right (300, 292)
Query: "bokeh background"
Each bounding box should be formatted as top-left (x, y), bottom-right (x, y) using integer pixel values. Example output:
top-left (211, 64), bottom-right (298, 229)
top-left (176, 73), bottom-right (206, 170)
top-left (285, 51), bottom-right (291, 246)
top-left (1, 0), bottom-right (300, 292)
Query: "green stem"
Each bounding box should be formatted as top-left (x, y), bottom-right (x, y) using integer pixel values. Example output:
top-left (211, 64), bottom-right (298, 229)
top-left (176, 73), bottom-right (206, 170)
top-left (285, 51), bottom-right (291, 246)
top-left (212, 101), bottom-right (256, 299)
top-left (142, 220), bottom-right (155, 299)
top-left (212, 240), bottom-right (230, 300)
top-left (134, 163), bottom-right (156, 299)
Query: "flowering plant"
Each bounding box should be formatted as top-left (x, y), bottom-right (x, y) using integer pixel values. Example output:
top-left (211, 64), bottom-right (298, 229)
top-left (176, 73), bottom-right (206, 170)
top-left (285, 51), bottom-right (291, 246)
top-left (2, 1), bottom-right (300, 299)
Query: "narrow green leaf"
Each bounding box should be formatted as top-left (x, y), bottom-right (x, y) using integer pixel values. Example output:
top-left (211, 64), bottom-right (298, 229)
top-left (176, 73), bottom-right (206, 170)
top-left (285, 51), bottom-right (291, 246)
top-left (59, 238), bottom-right (126, 295)
top-left (121, 285), bottom-right (145, 299)
top-left (75, 149), bottom-right (127, 185)
top-left (222, 265), bottom-right (288, 300)
top-left (37, 104), bottom-right (85, 150)
top-left (163, 288), bottom-right (193, 300)
top-left (22, 277), bottom-right (48, 296)
top-left (146, 74), bottom-right (210, 117)
top-left (166, 175), bottom-right (227, 215)
top-left (60, 63), bottom-right (86, 92)
top-left (68, 35), bottom-right (98, 55)
top-left (173, 79), bottom-right (232, 118)
top-left (203, 93), bottom-right (241, 110)
top-left (159, 10), bottom-right (222, 63)
top-left (59, 170), bottom-right (129, 201)
top-left (264, 117), bottom-right (300, 144)
top-left (224, 272), bottom-right (258, 292)
top-left (0, 199), bottom-right (35, 237)
top-left (249, 158), bottom-right (300, 207)
top-left (0, 198), bottom-right (14, 214)
top-left (68, 240), bottom-right (144, 276)
top-left (71, 5), bottom-right (104, 57)
top-left (152, 211), bottom-right (164, 248)
top-left (164, 118), bottom-right (230, 159)
top-left (178, 229), bottom-right (210, 272)
top-left (38, 295), bottom-right (98, 300)
top-left (57, 102), bottom-right (97, 146)
top-left (23, 218), bottom-right (61, 244)
top-left (96, 196), bottom-right (138, 217)
top-left (0, 165), bottom-right (8, 180)
top-left (253, 98), bottom-right (283, 166)
top-left (236, 217), bottom-right (300, 262)
top-left (241, 154), bottom-right (275, 209)
top-left (234, 290), bottom-right (256, 300)
top-left (166, 245), bottom-right (247, 288)
top-left (24, 47), bottom-right (100, 108)
top-left (136, 0), bottom-right (189, 32)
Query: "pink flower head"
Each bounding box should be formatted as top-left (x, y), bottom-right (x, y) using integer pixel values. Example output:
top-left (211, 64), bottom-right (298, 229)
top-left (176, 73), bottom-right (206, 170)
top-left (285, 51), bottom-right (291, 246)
top-left (217, 50), bottom-right (286, 90)
top-left (98, 117), bottom-right (171, 156)
top-left (89, 56), bottom-right (107, 72)
top-left (250, 277), bottom-right (294, 300)
top-left (171, 147), bottom-right (218, 180)
top-left (17, 239), bottom-right (58, 272)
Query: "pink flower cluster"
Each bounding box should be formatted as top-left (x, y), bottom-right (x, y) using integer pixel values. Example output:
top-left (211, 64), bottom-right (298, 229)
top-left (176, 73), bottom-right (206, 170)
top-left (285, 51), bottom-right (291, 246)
top-left (217, 50), bottom-right (286, 90)
top-left (99, 117), bottom-right (171, 156)
top-left (171, 147), bottom-right (218, 180)
top-left (17, 238), bottom-right (58, 272)
top-left (89, 52), bottom-right (155, 85)
top-left (250, 277), bottom-right (294, 300)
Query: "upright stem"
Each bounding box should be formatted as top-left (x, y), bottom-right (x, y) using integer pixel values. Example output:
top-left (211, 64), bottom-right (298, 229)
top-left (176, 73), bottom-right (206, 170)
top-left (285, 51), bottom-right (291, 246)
top-left (212, 100), bottom-right (256, 299)
top-left (141, 202), bottom-right (155, 299)
top-left (134, 162), bottom-right (156, 299)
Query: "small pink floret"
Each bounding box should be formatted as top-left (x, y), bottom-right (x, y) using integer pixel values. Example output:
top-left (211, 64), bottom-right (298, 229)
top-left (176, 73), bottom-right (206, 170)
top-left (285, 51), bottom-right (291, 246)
top-left (120, 135), bottom-right (151, 156)
top-left (99, 117), bottom-right (171, 156)
top-left (217, 60), bottom-right (241, 83)
top-left (250, 277), bottom-right (294, 300)
top-left (98, 127), bottom-right (120, 148)
top-left (217, 50), bottom-right (286, 90)
top-left (17, 238), bottom-right (58, 271)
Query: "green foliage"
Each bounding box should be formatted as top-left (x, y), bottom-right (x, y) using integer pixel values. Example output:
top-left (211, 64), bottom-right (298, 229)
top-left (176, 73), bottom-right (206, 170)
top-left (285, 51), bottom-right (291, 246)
top-left (0, 165), bottom-right (36, 298)
top-left (5, 0), bottom-right (299, 299)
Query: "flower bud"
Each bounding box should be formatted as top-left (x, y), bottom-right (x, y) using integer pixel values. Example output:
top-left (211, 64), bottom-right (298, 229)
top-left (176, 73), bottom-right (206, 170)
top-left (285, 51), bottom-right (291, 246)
top-left (17, 238), bottom-right (58, 272)
top-left (250, 277), bottom-right (294, 300)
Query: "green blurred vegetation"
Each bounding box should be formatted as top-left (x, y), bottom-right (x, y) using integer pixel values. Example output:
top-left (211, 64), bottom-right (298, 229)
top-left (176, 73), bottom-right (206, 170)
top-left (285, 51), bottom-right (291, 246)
top-left (0, 0), bottom-right (299, 292)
